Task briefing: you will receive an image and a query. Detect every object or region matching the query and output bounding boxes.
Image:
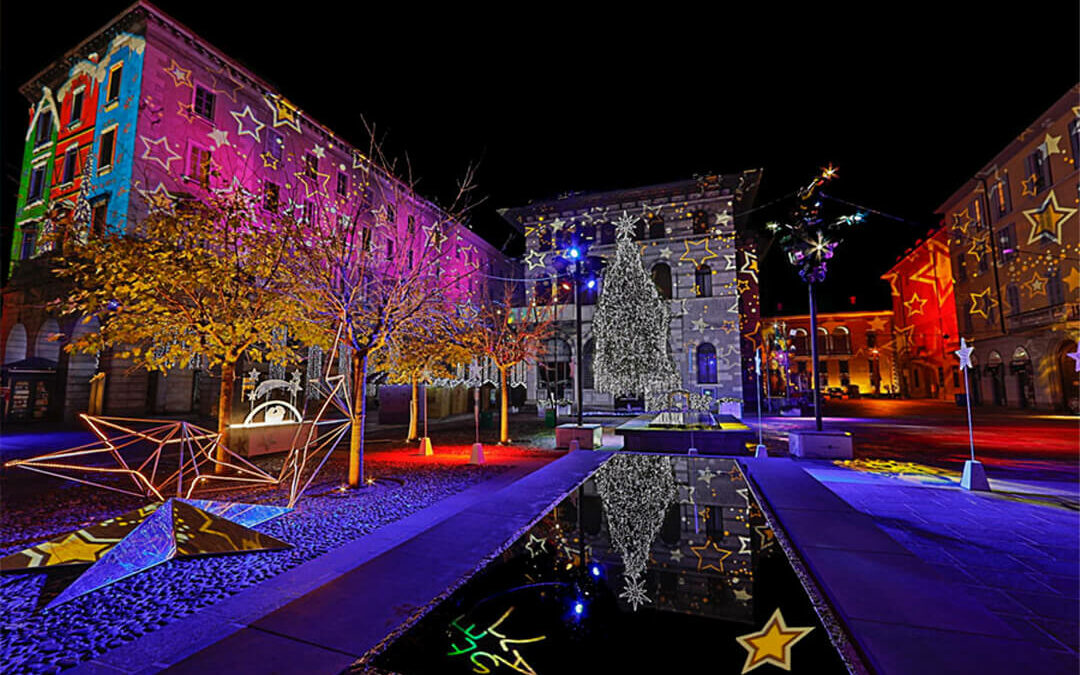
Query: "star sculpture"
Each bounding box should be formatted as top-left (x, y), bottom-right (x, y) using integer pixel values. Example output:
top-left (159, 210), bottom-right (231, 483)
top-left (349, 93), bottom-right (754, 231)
top-left (1066, 344), bottom-right (1080, 373)
top-left (735, 608), bottom-right (815, 674)
top-left (230, 105), bottom-right (265, 142)
top-left (680, 238), bottom-right (719, 267)
top-left (903, 292), bottom-right (927, 317)
top-left (619, 575), bottom-right (651, 611)
top-left (163, 59), bottom-right (192, 88)
top-left (1023, 190), bottom-right (1076, 245)
top-left (968, 288), bottom-right (998, 320)
top-left (613, 211), bottom-right (639, 239)
top-left (139, 135), bottom-right (181, 171)
top-left (524, 249), bottom-right (547, 270)
top-left (691, 317), bottom-right (709, 334)
top-left (690, 538), bottom-right (733, 573)
top-left (954, 337), bottom-right (975, 371)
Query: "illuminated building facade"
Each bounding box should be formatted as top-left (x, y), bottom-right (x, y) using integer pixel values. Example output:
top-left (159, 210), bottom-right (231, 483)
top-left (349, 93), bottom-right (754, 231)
top-left (937, 85), bottom-right (1079, 412)
top-left (881, 227), bottom-right (963, 401)
top-left (761, 311), bottom-right (897, 399)
top-left (1, 1), bottom-right (512, 423)
top-left (499, 172), bottom-right (763, 413)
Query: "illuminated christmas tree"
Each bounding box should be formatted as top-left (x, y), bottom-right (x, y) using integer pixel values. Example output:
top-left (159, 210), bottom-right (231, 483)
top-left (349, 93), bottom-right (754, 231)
top-left (592, 212), bottom-right (680, 402)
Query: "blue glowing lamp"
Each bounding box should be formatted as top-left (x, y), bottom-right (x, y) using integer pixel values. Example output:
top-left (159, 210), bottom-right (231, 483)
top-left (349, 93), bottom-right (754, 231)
top-left (567, 246), bottom-right (581, 259)
top-left (590, 563), bottom-right (602, 577)
top-left (586, 279), bottom-right (596, 289)
top-left (574, 601), bottom-right (585, 616)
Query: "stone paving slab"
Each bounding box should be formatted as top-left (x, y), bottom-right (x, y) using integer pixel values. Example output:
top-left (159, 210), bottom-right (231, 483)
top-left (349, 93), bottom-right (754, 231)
top-left (150, 451), bottom-right (609, 674)
top-left (737, 457), bottom-right (1075, 675)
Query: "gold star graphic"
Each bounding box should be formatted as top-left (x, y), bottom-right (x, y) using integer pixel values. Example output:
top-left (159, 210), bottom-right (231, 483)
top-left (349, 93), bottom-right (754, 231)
top-left (735, 608), bottom-right (815, 674)
top-left (903, 292), bottom-right (927, 317)
top-left (1023, 190), bottom-right (1076, 245)
top-left (966, 236), bottom-right (990, 264)
top-left (969, 287), bottom-right (998, 319)
top-left (1020, 173), bottom-right (1040, 197)
top-left (1064, 267), bottom-right (1080, 294)
top-left (951, 208), bottom-right (973, 234)
top-left (264, 94), bottom-right (302, 133)
top-left (881, 271), bottom-right (901, 297)
top-left (1041, 133), bottom-right (1064, 156)
top-left (37, 532), bottom-right (112, 565)
top-left (163, 59), bottom-right (192, 88)
top-left (867, 316), bottom-right (889, 332)
top-left (689, 538), bottom-right (733, 573)
top-left (679, 238), bottom-right (719, 267)
top-left (259, 151), bottom-right (280, 170)
top-left (1023, 271), bottom-right (1046, 297)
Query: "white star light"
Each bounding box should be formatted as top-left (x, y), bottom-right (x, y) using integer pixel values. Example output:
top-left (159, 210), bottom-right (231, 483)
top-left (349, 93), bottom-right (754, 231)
top-left (524, 534), bottom-right (547, 558)
top-left (691, 317), bottom-right (708, 333)
top-left (954, 337), bottom-right (975, 371)
top-left (669, 547), bottom-right (684, 562)
top-left (715, 211), bottom-right (733, 227)
top-left (613, 211), bottom-right (639, 239)
top-left (657, 246), bottom-right (674, 260)
top-left (697, 467), bottom-right (717, 486)
top-left (524, 249), bottom-right (547, 270)
top-left (207, 128), bottom-right (230, 148)
top-left (139, 135), bottom-right (181, 171)
top-left (619, 575), bottom-right (651, 611)
top-left (312, 144), bottom-right (326, 159)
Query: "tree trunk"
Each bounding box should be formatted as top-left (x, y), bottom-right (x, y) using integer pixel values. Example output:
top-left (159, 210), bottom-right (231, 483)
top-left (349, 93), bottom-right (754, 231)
top-left (407, 373), bottom-right (419, 441)
top-left (348, 350), bottom-right (368, 488)
top-left (215, 359), bottom-right (235, 474)
top-left (499, 366), bottom-right (510, 444)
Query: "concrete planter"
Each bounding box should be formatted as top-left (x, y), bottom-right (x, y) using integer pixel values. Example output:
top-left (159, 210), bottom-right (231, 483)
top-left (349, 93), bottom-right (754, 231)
top-left (232, 421), bottom-right (316, 458)
top-left (788, 429), bottom-right (854, 459)
top-left (719, 401), bottom-right (742, 418)
top-left (555, 423), bottom-right (603, 450)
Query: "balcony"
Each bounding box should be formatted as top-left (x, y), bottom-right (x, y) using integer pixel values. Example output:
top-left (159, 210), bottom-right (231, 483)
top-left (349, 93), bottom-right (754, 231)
top-left (790, 335), bottom-right (852, 356)
top-left (1005, 302), bottom-right (1079, 331)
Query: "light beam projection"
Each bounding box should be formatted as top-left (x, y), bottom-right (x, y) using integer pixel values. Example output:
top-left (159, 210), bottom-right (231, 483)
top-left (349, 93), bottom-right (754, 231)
top-left (0, 498), bottom-right (290, 609)
top-left (3, 415), bottom-right (279, 500)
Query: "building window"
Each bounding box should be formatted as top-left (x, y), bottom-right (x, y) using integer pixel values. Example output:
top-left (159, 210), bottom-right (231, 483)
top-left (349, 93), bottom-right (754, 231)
top-left (1025, 151), bottom-right (1050, 193)
top-left (193, 84), bottom-right (216, 121)
top-left (34, 110), bottom-right (53, 148)
top-left (647, 213), bottom-right (666, 239)
top-left (335, 172), bottom-right (348, 196)
top-left (963, 309), bottom-right (973, 333)
top-left (652, 263), bottom-right (672, 299)
top-left (386, 204), bottom-right (397, 224)
top-left (1006, 284), bottom-right (1021, 315)
top-left (99, 127), bottom-right (117, 171)
top-left (1047, 270), bottom-right (1065, 305)
top-left (187, 145), bottom-right (211, 188)
top-left (107, 64), bottom-right (123, 103)
top-left (582, 338), bottom-right (595, 389)
top-left (304, 152), bottom-right (318, 178)
top-left (61, 146), bottom-right (78, 185)
top-left (695, 264), bottom-right (712, 297)
top-left (818, 358), bottom-right (829, 387)
top-left (266, 129), bottom-right (283, 162)
top-left (263, 181), bottom-right (279, 211)
top-left (69, 88), bottom-right (85, 125)
top-left (952, 366), bottom-right (961, 388)
top-left (912, 368), bottom-right (920, 389)
top-left (866, 330), bottom-right (877, 348)
top-left (91, 200), bottom-right (108, 237)
top-left (27, 164), bottom-right (46, 203)
top-left (955, 255), bottom-right (967, 282)
top-left (839, 360), bottom-right (850, 386)
top-left (1070, 119), bottom-right (1080, 163)
top-left (978, 249), bottom-right (989, 274)
top-left (407, 215), bottom-right (416, 236)
top-left (997, 224), bottom-right (1017, 263)
top-left (697, 343), bottom-right (718, 384)
top-left (386, 239), bottom-right (394, 260)
top-left (691, 209), bottom-right (709, 235)
top-left (20, 227), bottom-right (37, 260)
top-left (832, 327), bottom-right (851, 354)
top-left (991, 176), bottom-right (1011, 216)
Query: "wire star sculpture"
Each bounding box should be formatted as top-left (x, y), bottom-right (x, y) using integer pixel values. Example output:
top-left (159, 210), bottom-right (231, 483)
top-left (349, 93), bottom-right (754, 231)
top-left (619, 575), bottom-right (651, 611)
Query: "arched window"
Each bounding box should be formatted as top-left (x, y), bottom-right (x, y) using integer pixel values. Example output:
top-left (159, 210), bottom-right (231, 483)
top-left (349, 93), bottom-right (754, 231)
top-left (35, 318), bottom-right (61, 362)
top-left (695, 264), bottom-right (712, 297)
top-left (697, 343), bottom-right (718, 384)
top-left (647, 213), bottom-right (666, 239)
top-left (582, 338), bottom-right (595, 389)
top-left (832, 326), bottom-right (851, 354)
top-left (4, 324), bottom-right (27, 364)
top-left (792, 328), bottom-right (808, 354)
top-left (1006, 284), bottom-right (1021, 315)
top-left (691, 209), bottom-right (710, 235)
top-left (652, 262), bottom-right (673, 299)
top-left (816, 327), bottom-right (829, 354)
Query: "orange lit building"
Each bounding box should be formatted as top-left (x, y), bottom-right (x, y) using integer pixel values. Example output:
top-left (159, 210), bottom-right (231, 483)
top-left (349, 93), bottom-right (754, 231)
top-left (881, 227), bottom-right (963, 401)
top-left (937, 85), bottom-right (1079, 412)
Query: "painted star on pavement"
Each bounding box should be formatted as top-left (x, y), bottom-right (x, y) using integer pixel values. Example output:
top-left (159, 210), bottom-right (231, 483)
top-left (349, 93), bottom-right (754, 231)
top-left (735, 608), bottom-right (814, 674)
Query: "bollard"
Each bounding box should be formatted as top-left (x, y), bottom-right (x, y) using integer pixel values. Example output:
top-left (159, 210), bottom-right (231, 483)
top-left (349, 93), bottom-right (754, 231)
top-left (469, 442), bottom-right (485, 465)
top-left (417, 437), bottom-right (433, 456)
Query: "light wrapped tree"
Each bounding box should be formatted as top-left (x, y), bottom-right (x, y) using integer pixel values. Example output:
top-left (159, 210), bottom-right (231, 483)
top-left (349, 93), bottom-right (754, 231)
top-left (52, 181), bottom-right (318, 461)
top-left (592, 212), bottom-right (680, 405)
top-left (472, 284), bottom-right (554, 444)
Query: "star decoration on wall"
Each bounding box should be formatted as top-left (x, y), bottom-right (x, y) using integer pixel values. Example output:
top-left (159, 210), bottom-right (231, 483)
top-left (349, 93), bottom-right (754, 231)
top-left (207, 65), bottom-right (243, 103)
top-left (1064, 267), bottom-right (1080, 294)
top-left (524, 249), bottom-right (547, 270)
top-left (1023, 190), bottom-right (1075, 245)
top-left (740, 251), bottom-right (759, 283)
top-left (737, 536), bottom-right (752, 555)
top-left (733, 588), bottom-right (752, 603)
top-left (697, 467), bottom-right (717, 486)
top-left (715, 211), bottom-right (733, 227)
top-left (260, 151), bottom-right (280, 170)
top-left (230, 105), bottom-right (265, 142)
top-left (137, 182), bottom-right (178, 215)
top-left (881, 271), bottom-right (901, 297)
top-left (1038, 133), bottom-right (1064, 158)
top-left (293, 167), bottom-right (330, 198)
top-left (657, 246), bottom-right (673, 260)
top-left (139, 135), bottom-right (181, 171)
top-left (548, 217), bottom-right (566, 232)
top-left (524, 534), bottom-right (547, 558)
top-left (619, 576), bottom-right (651, 611)
top-left (690, 538), bottom-right (733, 573)
top-left (177, 101), bottom-right (197, 124)
top-left (1066, 344), bottom-right (1080, 373)
top-left (263, 93), bottom-right (302, 133)
top-left (691, 317), bottom-right (709, 333)
top-left (736, 278), bottom-right (751, 294)
top-left (424, 223), bottom-right (448, 249)
top-left (1023, 271), bottom-right (1047, 296)
top-left (735, 608), bottom-right (815, 674)
top-left (669, 547), bottom-right (684, 563)
top-left (207, 128), bottom-right (230, 149)
top-left (866, 316), bottom-right (889, 332)
top-left (968, 288), bottom-right (998, 319)
top-left (954, 337), bottom-right (975, 371)
top-left (723, 253), bottom-right (736, 271)
top-left (966, 236), bottom-right (990, 264)
top-left (727, 297), bottom-right (740, 314)
top-left (680, 239), bottom-right (718, 267)
top-left (1020, 174), bottom-right (1040, 197)
top-left (952, 208), bottom-right (973, 234)
top-left (311, 144), bottom-right (326, 160)
top-left (903, 292), bottom-right (927, 316)
top-left (163, 59), bottom-right (192, 88)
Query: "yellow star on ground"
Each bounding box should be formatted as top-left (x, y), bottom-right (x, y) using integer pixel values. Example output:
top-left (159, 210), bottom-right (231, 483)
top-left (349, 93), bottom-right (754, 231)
top-left (689, 538), bottom-right (732, 573)
top-left (735, 608), bottom-right (815, 674)
top-left (1023, 190), bottom-right (1076, 245)
top-left (969, 287), bottom-right (998, 319)
top-left (903, 292), bottom-right (927, 317)
top-left (37, 532), bottom-right (112, 565)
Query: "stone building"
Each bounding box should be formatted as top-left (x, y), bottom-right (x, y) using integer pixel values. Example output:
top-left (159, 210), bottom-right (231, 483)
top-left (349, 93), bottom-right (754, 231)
top-left (498, 172), bottom-right (763, 414)
top-left (1, 1), bottom-right (512, 424)
top-left (937, 85), bottom-right (1079, 412)
top-left (761, 310), bottom-right (897, 400)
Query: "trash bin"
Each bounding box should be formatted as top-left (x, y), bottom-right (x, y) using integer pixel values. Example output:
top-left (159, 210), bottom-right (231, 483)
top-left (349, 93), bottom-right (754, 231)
top-left (544, 408), bottom-right (557, 428)
top-left (955, 393), bottom-right (967, 407)
top-left (479, 410), bottom-right (494, 429)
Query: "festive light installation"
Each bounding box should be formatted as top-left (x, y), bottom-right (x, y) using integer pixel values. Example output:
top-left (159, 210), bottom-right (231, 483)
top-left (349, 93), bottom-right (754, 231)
top-left (3, 415), bottom-right (278, 500)
top-left (735, 608), bottom-right (815, 674)
top-left (594, 454), bottom-right (677, 611)
top-left (592, 211), bottom-right (680, 401)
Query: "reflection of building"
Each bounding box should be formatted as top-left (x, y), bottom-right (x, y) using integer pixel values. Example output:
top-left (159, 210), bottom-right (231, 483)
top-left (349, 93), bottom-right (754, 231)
top-left (498, 173), bottom-right (763, 412)
top-left (761, 311), bottom-right (897, 397)
top-left (0, 2), bottom-right (511, 423)
top-left (936, 86), bottom-right (1079, 411)
top-left (881, 227), bottom-right (962, 401)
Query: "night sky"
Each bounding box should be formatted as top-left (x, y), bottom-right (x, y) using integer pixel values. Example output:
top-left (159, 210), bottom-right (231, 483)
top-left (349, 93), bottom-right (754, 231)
top-left (4, 2), bottom-right (1078, 313)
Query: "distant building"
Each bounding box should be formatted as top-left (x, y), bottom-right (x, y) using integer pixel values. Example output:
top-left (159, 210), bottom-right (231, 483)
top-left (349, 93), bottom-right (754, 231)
top-left (937, 85), bottom-right (1079, 412)
top-left (761, 311), bottom-right (896, 400)
top-left (1, 1), bottom-right (512, 423)
top-left (498, 172), bottom-right (763, 413)
top-left (881, 227), bottom-right (963, 401)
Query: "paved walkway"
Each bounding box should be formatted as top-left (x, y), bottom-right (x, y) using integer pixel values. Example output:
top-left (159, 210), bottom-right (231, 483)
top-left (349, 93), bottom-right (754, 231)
top-left (73, 450), bottom-right (608, 674)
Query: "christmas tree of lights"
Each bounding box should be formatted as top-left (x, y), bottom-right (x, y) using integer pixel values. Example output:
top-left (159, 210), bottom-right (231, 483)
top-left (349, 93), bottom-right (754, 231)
top-left (592, 212), bottom-right (680, 403)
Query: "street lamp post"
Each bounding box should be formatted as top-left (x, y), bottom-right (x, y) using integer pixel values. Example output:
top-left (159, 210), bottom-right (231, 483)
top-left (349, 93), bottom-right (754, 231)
top-left (574, 257), bottom-right (584, 428)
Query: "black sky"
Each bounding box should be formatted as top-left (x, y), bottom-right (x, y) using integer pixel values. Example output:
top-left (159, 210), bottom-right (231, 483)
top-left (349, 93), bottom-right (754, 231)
top-left (4, 2), bottom-right (1078, 312)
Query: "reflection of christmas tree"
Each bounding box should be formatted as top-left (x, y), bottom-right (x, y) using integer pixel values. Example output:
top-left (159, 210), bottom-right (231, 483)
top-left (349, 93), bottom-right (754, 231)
top-left (593, 213), bottom-right (680, 400)
top-left (595, 454), bottom-right (676, 610)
